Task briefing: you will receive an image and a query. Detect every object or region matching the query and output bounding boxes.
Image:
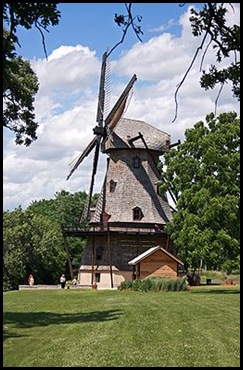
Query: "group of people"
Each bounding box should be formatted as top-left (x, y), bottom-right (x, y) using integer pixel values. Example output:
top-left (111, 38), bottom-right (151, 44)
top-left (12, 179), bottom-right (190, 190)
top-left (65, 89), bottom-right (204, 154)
top-left (27, 273), bottom-right (78, 288)
top-left (60, 274), bottom-right (78, 288)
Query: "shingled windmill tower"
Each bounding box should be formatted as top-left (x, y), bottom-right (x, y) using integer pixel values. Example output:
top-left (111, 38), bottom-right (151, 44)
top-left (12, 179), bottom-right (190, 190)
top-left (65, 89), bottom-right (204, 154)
top-left (63, 52), bottom-right (178, 288)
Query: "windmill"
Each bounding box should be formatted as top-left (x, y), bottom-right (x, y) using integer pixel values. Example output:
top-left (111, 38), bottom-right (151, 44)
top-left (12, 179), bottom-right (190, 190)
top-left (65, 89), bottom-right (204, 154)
top-left (63, 52), bottom-right (183, 288)
top-left (66, 51), bottom-right (137, 222)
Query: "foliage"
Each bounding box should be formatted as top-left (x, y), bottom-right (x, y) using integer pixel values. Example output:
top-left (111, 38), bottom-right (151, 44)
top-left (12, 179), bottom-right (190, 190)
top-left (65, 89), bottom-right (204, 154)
top-left (3, 3), bottom-right (60, 145)
top-left (200, 269), bottom-right (240, 283)
top-left (118, 276), bottom-right (188, 291)
top-left (28, 190), bottom-right (89, 276)
top-left (117, 3), bottom-right (240, 106)
top-left (3, 29), bottom-right (39, 146)
top-left (159, 112), bottom-right (240, 270)
top-left (28, 190), bottom-right (88, 225)
top-left (189, 3), bottom-right (240, 100)
top-left (3, 206), bottom-right (66, 290)
top-left (3, 190), bottom-right (97, 290)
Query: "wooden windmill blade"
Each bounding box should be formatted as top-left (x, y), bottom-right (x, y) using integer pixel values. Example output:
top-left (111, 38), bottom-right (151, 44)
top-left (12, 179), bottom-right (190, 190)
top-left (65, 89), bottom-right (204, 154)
top-left (82, 136), bottom-right (101, 221)
top-left (96, 51), bottom-right (108, 126)
top-left (104, 74), bottom-right (137, 134)
top-left (66, 52), bottom-right (108, 181)
top-left (66, 50), bottom-right (138, 223)
top-left (66, 136), bottom-right (98, 180)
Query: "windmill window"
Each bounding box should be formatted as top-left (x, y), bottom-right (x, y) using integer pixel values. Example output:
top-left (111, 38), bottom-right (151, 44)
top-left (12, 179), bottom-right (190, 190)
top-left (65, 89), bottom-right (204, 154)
top-left (133, 207), bottom-right (143, 221)
top-left (96, 246), bottom-right (104, 261)
top-left (109, 179), bottom-right (117, 192)
top-left (133, 156), bottom-right (140, 169)
top-left (95, 273), bottom-right (100, 283)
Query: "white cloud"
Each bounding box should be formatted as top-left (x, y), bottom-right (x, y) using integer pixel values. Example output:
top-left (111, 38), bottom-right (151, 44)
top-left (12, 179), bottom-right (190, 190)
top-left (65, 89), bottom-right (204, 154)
top-left (3, 6), bottom-right (240, 211)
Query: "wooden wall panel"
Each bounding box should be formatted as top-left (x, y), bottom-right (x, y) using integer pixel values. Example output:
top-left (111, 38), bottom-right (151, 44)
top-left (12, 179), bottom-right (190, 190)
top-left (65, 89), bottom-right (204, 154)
top-left (140, 250), bottom-right (177, 278)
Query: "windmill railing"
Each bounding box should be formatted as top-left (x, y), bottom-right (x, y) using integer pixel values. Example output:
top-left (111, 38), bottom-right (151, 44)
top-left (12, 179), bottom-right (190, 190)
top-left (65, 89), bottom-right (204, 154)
top-left (62, 222), bottom-right (166, 236)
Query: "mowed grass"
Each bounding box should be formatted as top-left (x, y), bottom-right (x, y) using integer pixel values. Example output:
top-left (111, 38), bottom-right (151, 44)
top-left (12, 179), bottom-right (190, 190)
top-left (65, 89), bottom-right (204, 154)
top-left (3, 285), bottom-right (240, 367)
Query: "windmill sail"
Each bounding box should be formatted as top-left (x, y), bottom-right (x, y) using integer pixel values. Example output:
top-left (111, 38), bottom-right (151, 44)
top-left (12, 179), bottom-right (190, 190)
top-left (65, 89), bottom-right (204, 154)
top-left (105, 74), bottom-right (137, 132)
top-left (66, 52), bottom-right (108, 181)
top-left (66, 50), bottom-right (137, 224)
top-left (66, 136), bottom-right (98, 180)
top-left (96, 52), bottom-right (108, 126)
top-left (80, 136), bottom-right (101, 222)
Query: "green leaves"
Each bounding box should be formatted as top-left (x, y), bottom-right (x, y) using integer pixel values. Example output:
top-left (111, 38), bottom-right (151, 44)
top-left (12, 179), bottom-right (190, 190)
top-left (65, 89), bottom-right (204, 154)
top-left (3, 3), bottom-right (61, 145)
top-left (160, 112), bottom-right (240, 271)
top-left (3, 190), bottom-right (94, 290)
top-left (189, 4), bottom-right (240, 100)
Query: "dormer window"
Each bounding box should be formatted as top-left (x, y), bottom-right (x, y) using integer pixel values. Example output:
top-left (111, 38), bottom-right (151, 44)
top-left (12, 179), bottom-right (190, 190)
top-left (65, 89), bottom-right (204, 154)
top-left (109, 180), bottom-right (117, 193)
top-left (133, 155), bottom-right (140, 169)
top-left (133, 206), bottom-right (143, 221)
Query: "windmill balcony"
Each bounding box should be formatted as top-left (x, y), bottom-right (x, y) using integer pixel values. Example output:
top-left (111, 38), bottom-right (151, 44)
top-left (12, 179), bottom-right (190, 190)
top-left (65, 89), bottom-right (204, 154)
top-left (62, 222), bottom-right (166, 237)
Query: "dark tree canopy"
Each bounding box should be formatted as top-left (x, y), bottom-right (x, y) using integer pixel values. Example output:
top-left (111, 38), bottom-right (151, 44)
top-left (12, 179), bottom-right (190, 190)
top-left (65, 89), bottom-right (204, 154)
top-left (3, 190), bottom-right (97, 291)
top-left (3, 3), bottom-right (60, 146)
top-left (3, 29), bottom-right (39, 146)
top-left (189, 3), bottom-right (240, 100)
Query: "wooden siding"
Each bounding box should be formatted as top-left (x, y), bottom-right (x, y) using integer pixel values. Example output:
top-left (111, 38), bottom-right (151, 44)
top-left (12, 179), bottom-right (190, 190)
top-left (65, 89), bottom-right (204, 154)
top-left (139, 250), bottom-right (177, 278)
top-left (80, 233), bottom-right (170, 271)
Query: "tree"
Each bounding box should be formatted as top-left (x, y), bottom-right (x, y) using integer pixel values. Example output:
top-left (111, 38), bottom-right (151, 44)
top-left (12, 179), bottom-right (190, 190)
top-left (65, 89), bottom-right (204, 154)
top-left (3, 3), bottom-right (60, 146)
top-left (173, 3), bottom-right (240, 121)
top-left (189, 3), bottom-right (240, 100)
top-left (115, 3), bottom-right (240, 121)
top-left (158, 112), bottom-right (240, 272)
top-left (3, 29), bottom-right (39, 146)
top-left (3, 190), bottom-right (95, 290)
top-left (27, 190), bottom-right (92, 278)
top-left (3, 206), bottom-right (66, 290)
top-left (3, 3), bottom-right (240, 144)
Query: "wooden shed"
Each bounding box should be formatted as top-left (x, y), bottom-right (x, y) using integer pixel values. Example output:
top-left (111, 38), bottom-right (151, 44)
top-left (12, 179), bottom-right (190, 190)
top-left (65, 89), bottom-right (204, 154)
top-left (128, 245), bottom-right (184, 280)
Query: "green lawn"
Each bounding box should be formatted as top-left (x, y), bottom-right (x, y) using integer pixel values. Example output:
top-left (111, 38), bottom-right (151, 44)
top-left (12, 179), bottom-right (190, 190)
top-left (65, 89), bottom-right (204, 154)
top-left (3, 285), bottom-right (240, 367)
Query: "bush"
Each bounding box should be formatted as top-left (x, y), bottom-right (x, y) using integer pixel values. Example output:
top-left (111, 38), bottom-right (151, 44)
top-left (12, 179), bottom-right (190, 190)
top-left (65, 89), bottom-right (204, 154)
top-left (132, 279), bottom-right (142, 291)
top-left (118, 277), bottom-right (188, 292)
top-left (118, 281), bottom-right (133, 290)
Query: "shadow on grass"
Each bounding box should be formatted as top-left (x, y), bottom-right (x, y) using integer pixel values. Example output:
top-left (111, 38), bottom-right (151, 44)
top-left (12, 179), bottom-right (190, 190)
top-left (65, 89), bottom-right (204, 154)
top-left (3, 309), bottom-right (123, 341)
top-left (3, 328), bottom-right (28, 341)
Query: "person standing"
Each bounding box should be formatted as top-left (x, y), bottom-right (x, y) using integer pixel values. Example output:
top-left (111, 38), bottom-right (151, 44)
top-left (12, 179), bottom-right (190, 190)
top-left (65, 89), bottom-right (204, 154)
top-left (28, 274), bottom-right (34, 286)
top-left (60, 274), bottom-right (66, 289)
top-left (72, 277), bottom-right (78, 285)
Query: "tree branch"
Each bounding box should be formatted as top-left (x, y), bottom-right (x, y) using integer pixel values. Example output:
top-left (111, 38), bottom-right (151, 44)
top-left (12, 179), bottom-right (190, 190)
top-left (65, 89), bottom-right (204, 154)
top-left (108, 3), bottom-right (143, 58)
top-left (214, 82), bottom-right (224, 115)
top-left (172, 30), bottom-right (208, 123)
top-left (35, 20), bottom-right (48, 59)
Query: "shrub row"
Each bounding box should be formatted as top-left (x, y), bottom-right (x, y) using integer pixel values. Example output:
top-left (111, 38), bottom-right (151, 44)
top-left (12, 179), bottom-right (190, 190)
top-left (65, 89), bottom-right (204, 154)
top-left (118, 276), bottom-right (188, 292)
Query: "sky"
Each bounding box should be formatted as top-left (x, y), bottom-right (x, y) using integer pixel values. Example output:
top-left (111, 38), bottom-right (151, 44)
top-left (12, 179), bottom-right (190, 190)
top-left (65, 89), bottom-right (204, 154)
top-left (3, 3), bottom-right (240, 211)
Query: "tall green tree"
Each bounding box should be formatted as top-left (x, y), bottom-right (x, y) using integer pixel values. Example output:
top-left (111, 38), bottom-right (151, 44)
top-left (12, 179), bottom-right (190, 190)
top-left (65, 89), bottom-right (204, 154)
top-left (3, 207), bottom-right (66, 290)
top-left (158, 112), bottom-right (240, 272)
top-left (27, 190), bottom-right (91, 277)
top-left (3, 3), bottom-right (60, 146)
top-left (3, 190), bottom-right (97, 290)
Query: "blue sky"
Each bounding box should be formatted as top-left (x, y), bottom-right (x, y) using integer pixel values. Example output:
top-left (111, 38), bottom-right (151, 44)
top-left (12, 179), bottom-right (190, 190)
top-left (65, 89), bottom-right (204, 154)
top-left (15, 3), bottom-right (191, 60)
top-left (3, 3), bottom-right (240, 211)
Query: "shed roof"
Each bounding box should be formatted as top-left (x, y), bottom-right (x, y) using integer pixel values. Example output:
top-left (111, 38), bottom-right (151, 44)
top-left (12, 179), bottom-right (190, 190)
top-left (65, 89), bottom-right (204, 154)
top-left (128, 246), bottom-right (184, 265)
